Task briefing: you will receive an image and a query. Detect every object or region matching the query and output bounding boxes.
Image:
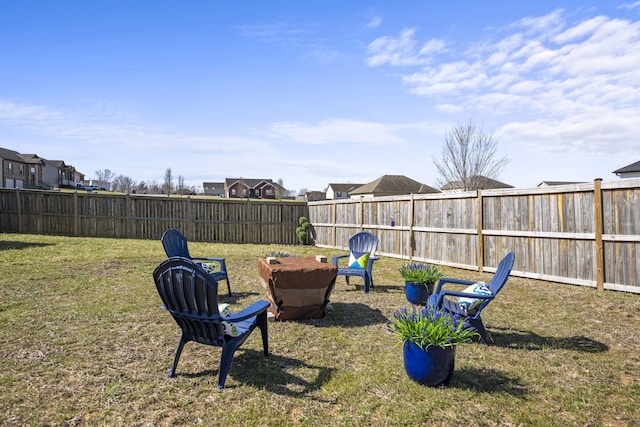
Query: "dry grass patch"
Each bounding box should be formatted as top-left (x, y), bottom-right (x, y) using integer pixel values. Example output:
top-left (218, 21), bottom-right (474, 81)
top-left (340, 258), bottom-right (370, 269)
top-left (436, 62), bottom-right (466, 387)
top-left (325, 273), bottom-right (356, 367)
top-left (1, 234), bottom-right (639, 426)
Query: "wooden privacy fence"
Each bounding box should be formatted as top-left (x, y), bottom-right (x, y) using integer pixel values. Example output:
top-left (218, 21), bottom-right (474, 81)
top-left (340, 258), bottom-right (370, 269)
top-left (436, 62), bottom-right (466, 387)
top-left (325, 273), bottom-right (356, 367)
top-left (0, 189), bottom-right (308, 244)
top-left (308, 178), bottom-right (640, 294)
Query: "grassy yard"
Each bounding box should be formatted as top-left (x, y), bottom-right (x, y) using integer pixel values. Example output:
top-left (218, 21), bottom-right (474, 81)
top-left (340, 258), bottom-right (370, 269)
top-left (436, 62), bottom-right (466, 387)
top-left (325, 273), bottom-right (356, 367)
top-left (1, 234), bottom-right (639, 426)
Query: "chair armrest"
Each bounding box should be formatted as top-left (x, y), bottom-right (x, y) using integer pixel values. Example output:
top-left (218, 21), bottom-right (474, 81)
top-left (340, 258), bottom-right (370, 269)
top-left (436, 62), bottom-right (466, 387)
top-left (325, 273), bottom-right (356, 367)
top-left (192, 257), bottom-right (227, 271)
top-left (433, 289), bottom-right (495, 308)
top-left (433, 277), bottom-right (475, 294)
top-left (226, 300), bottom-right (270, 322)
top-left (366, 256), bottom-right (380, 271)
top-left (192, 256), bottom-right (226, 263)
top-left (331, 254), bottom-right (348, 266)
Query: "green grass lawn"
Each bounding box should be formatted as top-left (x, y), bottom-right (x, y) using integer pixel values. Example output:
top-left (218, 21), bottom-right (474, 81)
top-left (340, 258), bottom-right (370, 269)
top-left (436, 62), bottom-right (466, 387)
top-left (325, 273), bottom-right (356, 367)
top-left (1, 234), bottom-right (639, 426)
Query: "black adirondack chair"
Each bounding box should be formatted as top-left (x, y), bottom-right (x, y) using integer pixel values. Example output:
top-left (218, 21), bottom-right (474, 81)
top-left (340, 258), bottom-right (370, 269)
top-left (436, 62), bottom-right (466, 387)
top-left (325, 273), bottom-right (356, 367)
top-left (161, 228), bottom-right (232, 296)
top-left (152, 257), bottom-right (270, 389)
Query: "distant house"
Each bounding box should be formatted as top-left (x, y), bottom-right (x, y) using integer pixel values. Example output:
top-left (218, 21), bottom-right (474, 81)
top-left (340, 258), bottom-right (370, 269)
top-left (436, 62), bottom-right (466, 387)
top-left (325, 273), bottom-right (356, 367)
top-left (203, 182), bottom-right (225, 197)
top-left (224, 178), bottom-right (286, 199)
top-left (441, 175), bottom-right (513, 192)
top-left (46, 160), bottom-right (82, 188)
top-left (18, 154), bottom-right (52, 189)
top-left (0, 147), bottom-right (29, 188)
top-left (349, 175), bottom-right (439, 198)
top-left (0, 148), bottom-right (48, 189)
top-left (326, 183), bottom-right (364, 200)
top-left (537, 181), bottom-right (586, 188)
top-left (302, 191), bottom-right (326, 202)
top-left (1, 147), bottom-right (85, 190)
top-left (613, 161), bottom-right (640, 179)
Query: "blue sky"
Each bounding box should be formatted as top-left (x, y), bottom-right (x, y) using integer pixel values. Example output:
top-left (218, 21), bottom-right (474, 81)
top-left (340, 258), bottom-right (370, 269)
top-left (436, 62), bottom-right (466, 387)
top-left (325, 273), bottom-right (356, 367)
top-left (1, 1), bottom-right (639, 193)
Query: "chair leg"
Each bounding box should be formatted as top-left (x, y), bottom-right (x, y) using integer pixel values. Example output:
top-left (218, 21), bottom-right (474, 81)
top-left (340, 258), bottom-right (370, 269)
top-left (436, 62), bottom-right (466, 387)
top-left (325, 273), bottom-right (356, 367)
top-left (168, 336), bottom-right (188, 378)
top-left (225, 278), bottom-right (232, 296)
top-left (363, 274), bottom-right (370, 294)
top-left (218, 343), bottom-right (236, 389)
top-left (470, 317), bottom-right (489, 345)
top-left (257, 311), bottom-right (269, 356)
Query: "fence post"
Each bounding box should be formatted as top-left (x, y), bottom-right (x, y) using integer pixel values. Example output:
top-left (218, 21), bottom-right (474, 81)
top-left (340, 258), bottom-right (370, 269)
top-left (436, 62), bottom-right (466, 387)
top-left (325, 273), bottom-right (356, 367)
top-left (593, 178), bottom-right (604, 291)
top-left (332, 202), bottom-right (337, 247)
top-left (359, 197), bottom-right (364, 230)
top-left (73, 191), bottom-right (79, 236)
top-left (477, 189), bottom-right (484, 273)
top-left (16, 188), bottom-right (23, 233)
top-left (126, 194), bottom-right (132, 238)
top-left (186, 196), bottom-right (193, 238)
top-left (408, 194), bottom-right (415, 261)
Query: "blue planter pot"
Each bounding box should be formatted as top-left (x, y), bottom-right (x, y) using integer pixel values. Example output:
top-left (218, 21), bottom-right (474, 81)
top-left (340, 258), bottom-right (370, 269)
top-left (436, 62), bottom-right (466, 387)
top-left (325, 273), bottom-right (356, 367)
top-left (404, 281), bottom-right (433, 305)
top-left (403, 341), bottom-right (455, 386)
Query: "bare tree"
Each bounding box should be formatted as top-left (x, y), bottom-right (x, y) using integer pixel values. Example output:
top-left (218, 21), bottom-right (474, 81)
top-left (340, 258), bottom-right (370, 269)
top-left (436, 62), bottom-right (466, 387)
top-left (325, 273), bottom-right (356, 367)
top-left (112, 175), bottom-right (137, 193)
top-left (163, 168), bottom-right (173, 195)
top-left (94, 169), bottom-right (115, 182)
top-left (135, 181), bottom-right (149, 194)
top-left (433, 118), bottom-right (509, 191)
top-left (146, 180), bottom-right (162, 194)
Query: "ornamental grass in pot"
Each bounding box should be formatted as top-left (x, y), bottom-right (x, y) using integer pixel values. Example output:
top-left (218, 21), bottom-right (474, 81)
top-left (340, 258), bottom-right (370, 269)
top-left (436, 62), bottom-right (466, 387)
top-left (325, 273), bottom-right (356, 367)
top-left (387, 306), bottom-right (479, 386)
top-left (399, 263), bottom-right (443, 305)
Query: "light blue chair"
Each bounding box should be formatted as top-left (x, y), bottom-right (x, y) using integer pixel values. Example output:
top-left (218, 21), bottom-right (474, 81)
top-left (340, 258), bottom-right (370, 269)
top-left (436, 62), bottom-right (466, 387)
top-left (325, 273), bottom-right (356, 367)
top-left (331, 231), bottom-right (379, 294)
top-left (427, 251), bottom-right (515, 344)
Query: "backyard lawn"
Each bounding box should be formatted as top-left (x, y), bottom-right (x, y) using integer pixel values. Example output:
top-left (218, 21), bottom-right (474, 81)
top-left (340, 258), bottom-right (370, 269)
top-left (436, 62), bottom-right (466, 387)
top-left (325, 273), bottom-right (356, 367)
top-left (1, 234), bottom-right (639, 426)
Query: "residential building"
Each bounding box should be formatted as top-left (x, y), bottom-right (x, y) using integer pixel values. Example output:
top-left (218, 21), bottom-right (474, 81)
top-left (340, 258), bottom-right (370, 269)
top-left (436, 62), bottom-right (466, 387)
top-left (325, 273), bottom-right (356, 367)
top-left (441, 175), bottom-right (513, 192)
top-left (203, 182), bottom-right (226, 197)
top-left (349, 175), bottom-right (439, 198)
top-left (325, 183), bottom-right (364, 200)
top-left (537, 181), bottom-right (585, 187)
top-left (0, 147), bottom-right (30, 189)
top-left (301, 191), bottom-right (326, 202)
top-left (613, 161), bottom-right (640, 179)
top-left (1, 147), bottom-right (85, 189)
top-left (0, 148), bottom-right (49, 189)
top-left (224, 178), bottom-right (285, 199)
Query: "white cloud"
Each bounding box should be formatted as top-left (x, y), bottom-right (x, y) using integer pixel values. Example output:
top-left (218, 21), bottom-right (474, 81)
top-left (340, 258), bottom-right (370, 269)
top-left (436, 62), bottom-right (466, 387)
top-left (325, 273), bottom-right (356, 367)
top-left (366, 9), bottom-right (640, 161)
top-left (365, 16), bottom-right (383, 29)
top-left (267, 119), bottom-right (405, 145)
top-left (366, 28), bottom-right (445, 66)
top-left (618, 1), bottom-right (640, 10)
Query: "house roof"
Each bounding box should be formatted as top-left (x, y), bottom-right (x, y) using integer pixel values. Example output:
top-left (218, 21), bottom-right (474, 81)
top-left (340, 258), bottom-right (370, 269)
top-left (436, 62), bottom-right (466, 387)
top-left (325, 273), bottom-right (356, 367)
top-left (46, 160), bottom-right (67, 168)
top-left (327, 183), bottom-right (364, 193)
top-left (19, 154), bottom-right (47, 165)
top-left (613, 160), bottom-right (640, 174)
top-left (537, 181), bottom-right (585, 187)
top-left (0, 147), bottom-right (29, 162)
top-left (225, 178), bottom-right (274, 189)
top-left (350, 175), bottom-right (439, 195)
top-left (442, 175), bottom-right (513, 191)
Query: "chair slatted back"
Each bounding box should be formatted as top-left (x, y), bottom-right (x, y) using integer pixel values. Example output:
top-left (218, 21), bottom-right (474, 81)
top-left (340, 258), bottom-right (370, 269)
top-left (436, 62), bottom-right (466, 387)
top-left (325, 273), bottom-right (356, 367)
top-left (153, 257), bottom-right (224, 346)
top-left (350, 231), bottom-right (378, 256)
top-left (475, 252), bottom-right (515, 314)
top-left (161, 228), bottom-right (191, 259)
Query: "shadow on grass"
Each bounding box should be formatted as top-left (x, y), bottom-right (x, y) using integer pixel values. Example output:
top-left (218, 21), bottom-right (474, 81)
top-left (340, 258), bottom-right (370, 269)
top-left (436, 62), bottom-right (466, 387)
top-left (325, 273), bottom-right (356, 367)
top-left (217, 291), bottom-right (264, 305)
top-left (334, 280), bottom-right (405, 294)
top-left (297, 302), bottom-right (389, 328)
top-left (489, 327), bottom-right (609, 353)
top-left (0, 240), bottom-right (54, 250)
top-left (370, 283), bottom-right (405, 293)
top-left (231, 349), bottom-right (335, 397)
top-left (449, 367), bottom-right (528, 396)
